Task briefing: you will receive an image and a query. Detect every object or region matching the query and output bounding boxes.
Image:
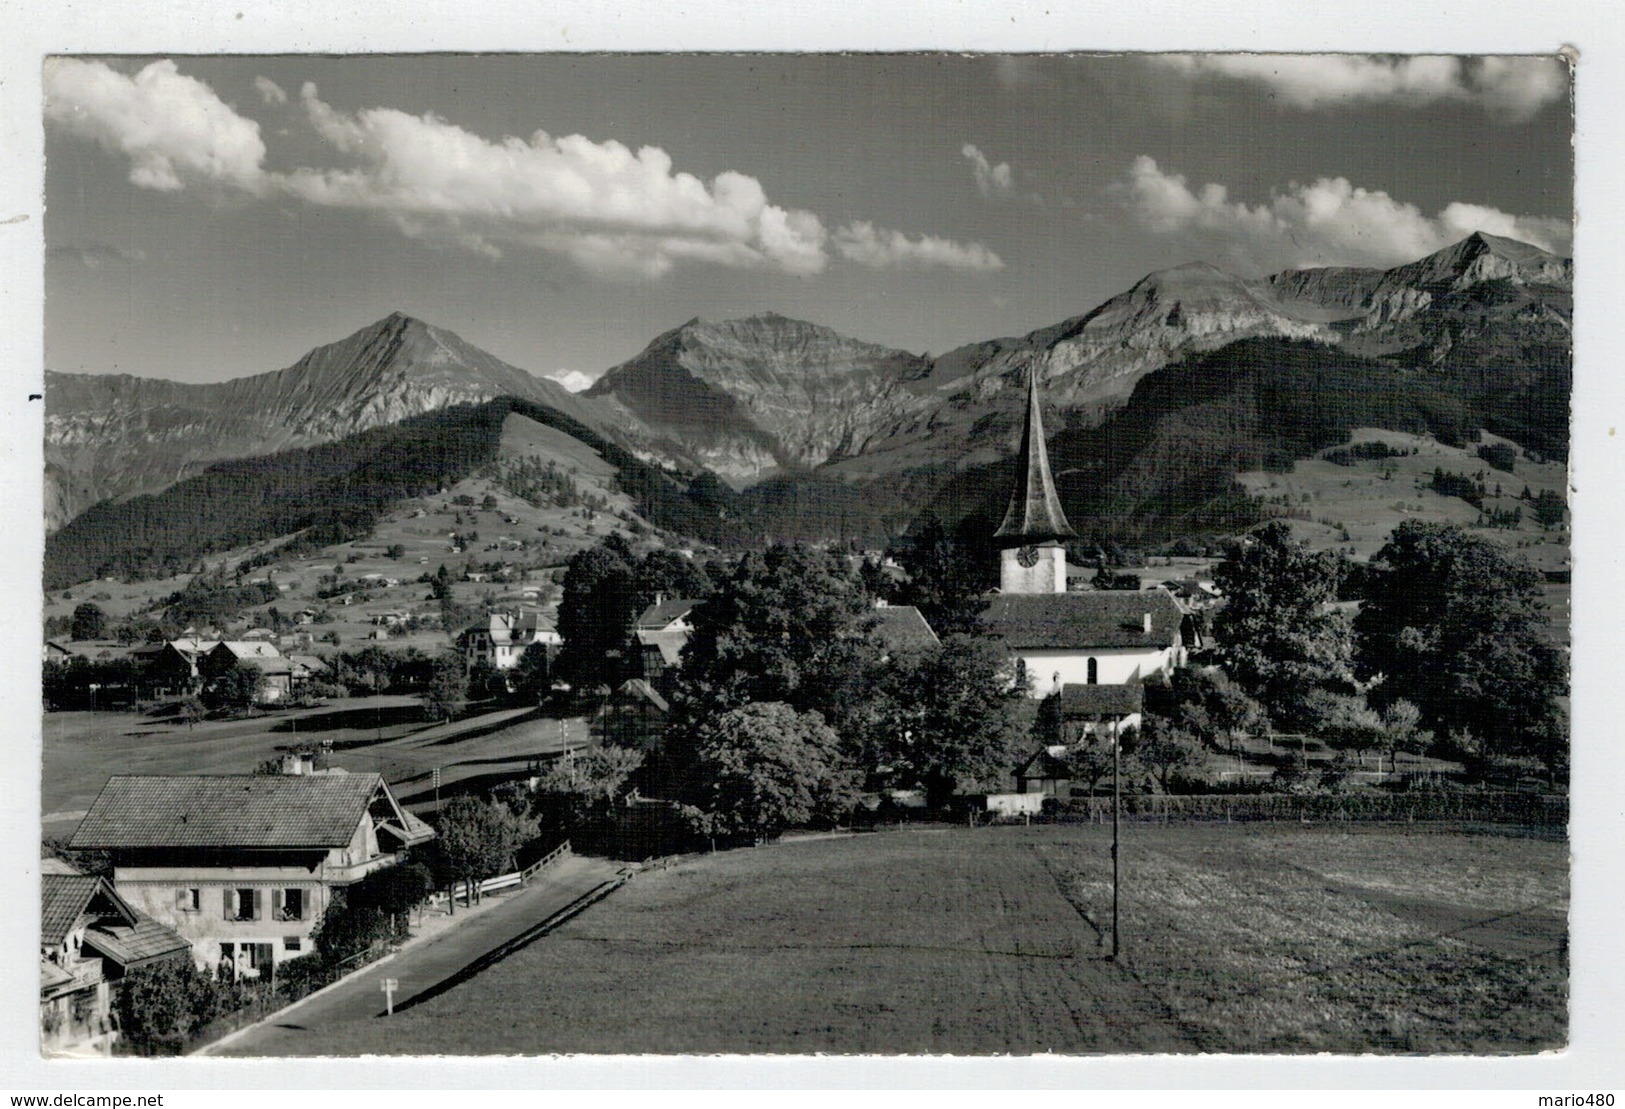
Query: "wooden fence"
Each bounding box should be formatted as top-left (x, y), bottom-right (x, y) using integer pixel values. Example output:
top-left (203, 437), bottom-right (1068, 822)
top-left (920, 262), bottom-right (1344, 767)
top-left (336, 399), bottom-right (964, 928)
top-left (427, 840), bottom-right (572, 906)
top-left (1048, 791), bottom-right (1567, 827)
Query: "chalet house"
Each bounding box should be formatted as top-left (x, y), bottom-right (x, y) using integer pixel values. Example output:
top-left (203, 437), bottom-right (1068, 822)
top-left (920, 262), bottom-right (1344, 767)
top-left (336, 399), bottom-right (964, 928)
top-left (596, 678), bottom-right (671, 751)
top-left (40, 865), bottom-right (190, 1056)
top-left (459, 611), bottom-right (561, 671)
top-left (69, 770), bottom-right (434, 981)
top-left (632, 598), bottom-right (702, 687)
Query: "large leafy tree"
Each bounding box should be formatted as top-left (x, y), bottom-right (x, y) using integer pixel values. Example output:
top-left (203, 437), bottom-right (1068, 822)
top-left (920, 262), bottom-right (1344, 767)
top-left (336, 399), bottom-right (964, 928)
top-left (865, 634), bottom-right (1029, 806)
top-left (556, 539), bottom-right (642, 686)
top-left (888, 515), bottom-right (998, 636)
top-left (1211, 521), bottom-right (1355, 729)
top-left (685, 702), bottom-right (858, 842)
top-left (70, 601), bottom-right (109, 641)
top-left (1354, 521), bottom-right (1566, 774)
top-left (673, 543), bottom-right (881, 732)
top-left (432, 795), bottom-right (537, 906)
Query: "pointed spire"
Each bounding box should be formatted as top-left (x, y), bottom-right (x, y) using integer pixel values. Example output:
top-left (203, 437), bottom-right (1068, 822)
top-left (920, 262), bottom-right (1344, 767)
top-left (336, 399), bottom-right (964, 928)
top-left (994, 364), bottom-right (1077, 545)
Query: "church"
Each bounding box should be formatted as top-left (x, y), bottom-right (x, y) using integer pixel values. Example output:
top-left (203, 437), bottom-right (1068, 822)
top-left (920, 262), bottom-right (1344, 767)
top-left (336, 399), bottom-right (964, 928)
top-left (980, 365), bottom-right (1190, 704)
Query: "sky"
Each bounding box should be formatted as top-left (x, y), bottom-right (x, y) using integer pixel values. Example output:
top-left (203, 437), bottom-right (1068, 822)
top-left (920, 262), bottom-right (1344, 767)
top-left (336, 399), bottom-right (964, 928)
top-left (42, 53), bottom-right (1574, 387)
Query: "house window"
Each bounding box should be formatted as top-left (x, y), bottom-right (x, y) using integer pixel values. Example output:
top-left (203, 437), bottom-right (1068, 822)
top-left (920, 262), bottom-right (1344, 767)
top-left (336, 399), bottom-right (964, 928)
top-left (176, 887), bottom-right (200, 912)
top-left (227, 888), bottom-right (257, 921)
top-left (274, 888), bottom-right (304, 921)
top-left (284, 937), bottom-right (302, 953)
top-left (1087, 657), bottom-right (1098, 685)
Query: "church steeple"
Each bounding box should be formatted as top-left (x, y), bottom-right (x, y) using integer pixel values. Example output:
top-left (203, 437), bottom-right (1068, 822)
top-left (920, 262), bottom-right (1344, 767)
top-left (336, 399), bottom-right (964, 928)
top-left (994, 364), bottom-right (1077, 547)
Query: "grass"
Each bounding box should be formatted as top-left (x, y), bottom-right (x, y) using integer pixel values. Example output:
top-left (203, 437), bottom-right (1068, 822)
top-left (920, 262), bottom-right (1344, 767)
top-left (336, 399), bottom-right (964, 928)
top-left (286, 822), bottom-right (1566, 1056)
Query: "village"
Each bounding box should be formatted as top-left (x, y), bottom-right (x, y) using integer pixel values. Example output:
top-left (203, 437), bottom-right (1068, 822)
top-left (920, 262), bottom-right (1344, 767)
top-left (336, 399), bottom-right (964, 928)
top-left (39, 366), bottom-right (1568, 1057)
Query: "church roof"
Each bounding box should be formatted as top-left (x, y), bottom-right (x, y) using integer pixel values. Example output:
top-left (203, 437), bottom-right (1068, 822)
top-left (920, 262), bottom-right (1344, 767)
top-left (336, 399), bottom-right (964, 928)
top-left (981, 591), bottom-right (1183, 650)
top-left (993, 365), bottom-right (1076, 546)
top-left (870, 606), bottom-right (941, 651)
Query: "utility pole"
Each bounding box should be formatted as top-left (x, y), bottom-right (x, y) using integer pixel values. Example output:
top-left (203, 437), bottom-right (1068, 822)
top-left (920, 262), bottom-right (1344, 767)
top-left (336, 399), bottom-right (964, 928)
top-left (1111, 716), bottom-right (1121, 961)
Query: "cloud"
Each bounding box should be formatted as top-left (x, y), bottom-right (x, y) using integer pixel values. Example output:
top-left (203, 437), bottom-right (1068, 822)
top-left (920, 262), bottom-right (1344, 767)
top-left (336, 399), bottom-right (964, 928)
top-left (1111, 155), bottom-right (1571, 270)
top-left (833, 221), bottom-right (1004, 271)
top-left (44, 58), bottom-right (267, 193)
top-left (962, 144), bottom-right (1016, 200)
top-left (47, 243), bottom-right (147, 270)
top-left (1152, 54), bottom-right (1568, 122)
top-left (44, 59), bottom-right (999, 281)
top-left (254, 76), bottom-right (288, 106)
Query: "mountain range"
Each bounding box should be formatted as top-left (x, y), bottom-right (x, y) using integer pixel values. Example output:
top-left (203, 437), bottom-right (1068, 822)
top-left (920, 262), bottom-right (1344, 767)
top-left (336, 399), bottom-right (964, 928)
top-left (44, 231), bottom-right (1571, 574)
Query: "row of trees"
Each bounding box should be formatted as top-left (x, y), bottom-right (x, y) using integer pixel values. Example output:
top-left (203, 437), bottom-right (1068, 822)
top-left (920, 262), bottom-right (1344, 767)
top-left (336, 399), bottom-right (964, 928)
top-left (1210, 520), bottom-right (1566, 778)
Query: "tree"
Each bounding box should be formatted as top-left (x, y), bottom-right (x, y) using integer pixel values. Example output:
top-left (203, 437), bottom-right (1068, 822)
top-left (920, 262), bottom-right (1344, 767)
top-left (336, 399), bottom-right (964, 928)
top-left (1146, 667), bottom-right (1267, 758)
top-left (1134, 717), bottom-right (1205, 793)
top-left (1211, 522), bottom-right (1355, 729)
top-left (202, 660), bottom-right (263, 713)
top-left (1301, 688), bottom-right (1385, 770)
top-left (386, 544), bottom-right (407, 559)
top-left (864, 634), bottom-right (1029, 806)
top-left (530, 745), bottom-right (645, 830)
top-left (673, 544), bottom-right (881, 733)
top-left (1063, 741), bottom-right (1115, 796)
top-left (420, 653), bottom-right (468, 723)
top-left (509, 642), bottom-right (553, 703)
top-left (684, 703), bottom-right (858, 842)
top-left (432, 795), bottom-right (537, 906)
top-left (70, 602), bottom-right (109, 641)
top-left (556, 540), bottom-right (642, 687)
top-left (1354, 521), bottom-right (1566, 776)
top-left (1531, 489), bottom-right (1566, 530)
top-left (1378, 699), bottom-right (1426, 775)
top-left (889, 516), bottom-right (997, 636)
top-left (115, 958), bottom-right (234, 1055)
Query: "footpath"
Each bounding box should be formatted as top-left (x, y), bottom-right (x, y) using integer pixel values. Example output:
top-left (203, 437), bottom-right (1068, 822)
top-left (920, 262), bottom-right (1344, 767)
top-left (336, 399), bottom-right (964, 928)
top-left (199, 854), bottom-right (626, 1057)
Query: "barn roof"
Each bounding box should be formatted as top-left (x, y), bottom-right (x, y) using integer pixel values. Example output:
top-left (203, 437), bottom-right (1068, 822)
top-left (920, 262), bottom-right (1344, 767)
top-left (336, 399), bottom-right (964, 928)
top-left (1057, 683), bottom-right (1145, 718)
top-left (83, 916), bottom-right (192, 970)
top-left (70, 773), bottom-right (387, 850)
top-left (870, 606), bottom-right (941, 651)
top-left (981, 591), bottom-right (1183, 651)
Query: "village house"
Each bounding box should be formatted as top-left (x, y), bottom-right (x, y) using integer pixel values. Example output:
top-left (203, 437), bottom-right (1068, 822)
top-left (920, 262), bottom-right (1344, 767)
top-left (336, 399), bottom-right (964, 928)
top-left (68, 766), bottom-right (434, 981)
top-left (458, 610), bottom-right (562, 671)
top-left (195, 641), bottom-right (329, 703)
top-left (40, 862), bottom-right (190, 1056)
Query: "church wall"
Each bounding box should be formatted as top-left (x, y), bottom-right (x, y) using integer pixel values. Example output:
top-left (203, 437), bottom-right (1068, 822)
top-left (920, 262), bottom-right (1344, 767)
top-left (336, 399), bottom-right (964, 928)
top-left (1015, 645), bottom-right (1182, 698)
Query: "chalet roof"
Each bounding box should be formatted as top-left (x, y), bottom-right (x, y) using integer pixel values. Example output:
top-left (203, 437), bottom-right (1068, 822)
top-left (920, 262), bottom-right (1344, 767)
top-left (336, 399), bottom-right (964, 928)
top-left (83, 915), bottom-right (192, 970)
top-left (635, 598), bottom-right (702, 630)
top-left (635, 628), bottom-right (688, 666)
top-left (1057, 682), bottom-right (1145, 718)
top-left (613, 678), bottom-right (670, 714)
top-left (1016, 745), bottom-right (1072, 780)
top-left (41, 874), bottom-right (137, 945)
top-left (981, 590), bottom-right (1184, 651)
top-left (211, 641), bottom-right (282, 660)
top-left (70, 773), bottom-right (389, 850)
top-left (870, 605), bottom-right (941, 651)
top-left (286, 654), bottom-right (331, 673)
top-left (993, 364), bottom-right (1076, 545)
top-left (39, 958), bottom-right (76, 994)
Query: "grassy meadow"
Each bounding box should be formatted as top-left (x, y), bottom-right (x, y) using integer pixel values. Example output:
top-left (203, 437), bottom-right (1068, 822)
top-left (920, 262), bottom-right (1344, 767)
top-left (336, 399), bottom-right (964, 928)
top-left (276, 822), bottom-right (1565, 1056)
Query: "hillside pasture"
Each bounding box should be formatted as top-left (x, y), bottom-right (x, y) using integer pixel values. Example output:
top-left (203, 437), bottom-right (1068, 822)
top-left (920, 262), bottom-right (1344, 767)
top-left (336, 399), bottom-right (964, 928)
top-left (1238, 427), bottom-right (1569, 569)
top-left (282, 822), bottom-right (1566, 1056)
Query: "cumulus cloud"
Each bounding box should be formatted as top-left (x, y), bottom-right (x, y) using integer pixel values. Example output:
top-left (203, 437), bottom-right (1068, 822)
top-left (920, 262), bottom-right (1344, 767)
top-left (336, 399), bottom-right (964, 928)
top-left (962, 144), bottom-right (1016, 200)
top-left (44, 58), bottom-right (267, 193)
top-left (833, 221), bottom-right (1004, 271)
top-left (1111, 155), bottom-right (1570, 270)
top-left (44, 58), bottom-right (1002, 281)
top-left (254, 76), bottom-right (288, 106)
top-left (1152, 54), bottom-right (1568, 122)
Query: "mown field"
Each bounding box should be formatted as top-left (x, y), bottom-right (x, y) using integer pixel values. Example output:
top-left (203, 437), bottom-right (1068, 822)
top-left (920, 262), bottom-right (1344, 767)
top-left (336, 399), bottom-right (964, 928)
top-left (291, 822), bottom-right (1566, 1056)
